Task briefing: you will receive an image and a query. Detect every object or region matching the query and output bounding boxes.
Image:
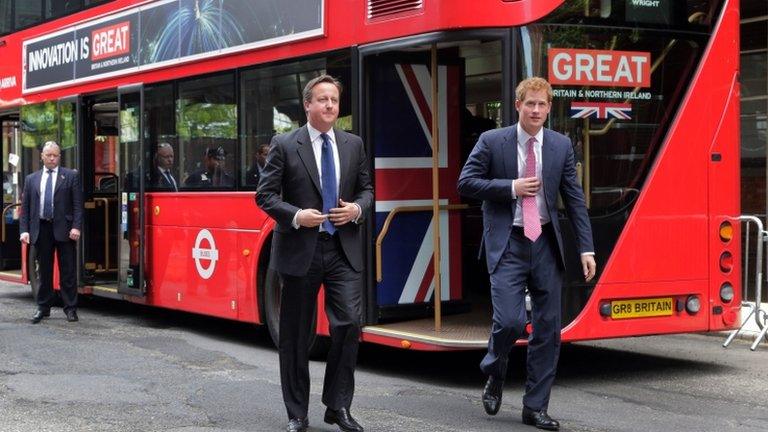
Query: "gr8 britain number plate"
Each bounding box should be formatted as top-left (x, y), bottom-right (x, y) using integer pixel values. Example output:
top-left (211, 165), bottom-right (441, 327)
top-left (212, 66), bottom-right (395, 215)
top-left (610, 297), bottom-right (674, 319)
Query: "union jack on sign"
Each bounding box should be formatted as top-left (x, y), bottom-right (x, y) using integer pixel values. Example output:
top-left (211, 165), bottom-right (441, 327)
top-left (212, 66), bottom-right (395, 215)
top-left (570, 101), bottom-right (632, 119)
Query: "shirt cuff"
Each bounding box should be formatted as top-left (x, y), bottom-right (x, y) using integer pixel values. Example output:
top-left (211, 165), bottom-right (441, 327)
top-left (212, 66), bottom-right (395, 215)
top-left (292, 210), bottom-right (301, 229)
top-left (352, 203), bottom-right (362, 223)
top-left (581, 252), bottom-right (595, 256)
top-left (511, 179), bottom-right (517, 199)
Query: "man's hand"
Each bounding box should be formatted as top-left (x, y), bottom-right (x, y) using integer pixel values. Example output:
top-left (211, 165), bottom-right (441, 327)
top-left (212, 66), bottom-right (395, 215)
top-left (19, 232), bottom-right (29, 244)
top-left (69, 228), bottom-right (81, 241)
top-left (296, 209), bottom-right (328, 228)
top-left (514, 177), bottom-right (541, 197)
top-left (581, 254), bottom-right (597, 282)
top-left (329, 199), bottom-right (359, 226)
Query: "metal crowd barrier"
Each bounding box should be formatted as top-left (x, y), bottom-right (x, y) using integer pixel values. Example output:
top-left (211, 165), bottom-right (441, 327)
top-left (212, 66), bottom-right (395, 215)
top-left (723, 215), bottom-right (768, 350)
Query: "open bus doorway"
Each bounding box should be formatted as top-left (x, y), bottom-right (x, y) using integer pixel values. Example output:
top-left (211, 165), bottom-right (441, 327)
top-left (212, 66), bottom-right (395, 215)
top-left (81, 92), bottom-right (120, 288)
top-left (0, 114), bottom-right (23, 277)
top-left (80, 87), bottom-right (147, 297)
top-left (361, 37), bottom-right (502, 347)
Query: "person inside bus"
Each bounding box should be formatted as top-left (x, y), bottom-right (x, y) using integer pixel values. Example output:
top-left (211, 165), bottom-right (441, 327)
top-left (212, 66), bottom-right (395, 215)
top-left (184, 146), bottom-right (234, 188)
top-left (151, 142), bottom-right (178, 191)
top-left (256, 75), bottom-right (373, 432)
top-left (244, 143), bottom-right (270, 186)
top-left (19, 141), bottom-right (84, 324)
top-left (458, 77), bottom-right (596, 431)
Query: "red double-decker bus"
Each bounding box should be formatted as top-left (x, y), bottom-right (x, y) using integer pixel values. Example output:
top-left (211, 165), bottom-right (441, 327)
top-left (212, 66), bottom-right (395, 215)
top-left (0, 0), bottom-right (740, 351)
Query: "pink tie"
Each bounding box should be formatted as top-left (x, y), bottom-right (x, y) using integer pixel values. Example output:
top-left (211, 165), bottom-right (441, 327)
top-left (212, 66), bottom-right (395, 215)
top-left (523, 137), bottom-right (541, 242)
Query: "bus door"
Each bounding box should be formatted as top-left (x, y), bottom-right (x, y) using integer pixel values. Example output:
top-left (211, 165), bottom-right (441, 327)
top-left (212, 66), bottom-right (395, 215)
top-left (81, 93), bottom-right (119, 287)
top-left (0, 115), bottom-right (22, 274)
top-left (362, 48), bottom-right (467, 323)
top-left (117, 85), bottom-right (146, 296)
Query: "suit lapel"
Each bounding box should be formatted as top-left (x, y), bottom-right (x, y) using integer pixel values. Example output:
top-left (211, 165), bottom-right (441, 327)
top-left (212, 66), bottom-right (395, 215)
top-left (335, 128), bottom-right (351, 195)
top-left (541, 129), bottom-right (558, 214)
top-left (541, 129), bottom-right (556, 188)
top-left (296, 126), bottom-right (322, 195)
top-left (54, 168), bottom-right (66, 196)
top-left (32, 170), bottom-right (43, 200)
top-left (502, 126), bottom-right (518, 179)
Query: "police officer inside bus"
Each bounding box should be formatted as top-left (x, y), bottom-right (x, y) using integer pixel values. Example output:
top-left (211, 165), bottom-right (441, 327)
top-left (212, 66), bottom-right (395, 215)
top-left (185, 146), bottom-right (234, 188)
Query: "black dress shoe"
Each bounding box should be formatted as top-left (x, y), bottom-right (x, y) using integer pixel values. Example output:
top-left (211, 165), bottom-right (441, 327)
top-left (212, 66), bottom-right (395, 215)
top-left (522, 406), bottom-right (560, 431)
top-left (482, 375), bottom-right (503, 415)
top-left (324, 407), bottom-right (364, 432)
top-left (31, 309), bottom-right (50, 324)
top-left (285, 417), bottom-right (308, 432)
top-left (66, 310), bottom-right (79, 322)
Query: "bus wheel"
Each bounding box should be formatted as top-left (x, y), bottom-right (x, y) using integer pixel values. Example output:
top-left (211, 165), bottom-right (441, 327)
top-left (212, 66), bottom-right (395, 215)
top-left (263, 268), bottom-right (330, 358)
top-left (27, 245), bottom-right (40, 300)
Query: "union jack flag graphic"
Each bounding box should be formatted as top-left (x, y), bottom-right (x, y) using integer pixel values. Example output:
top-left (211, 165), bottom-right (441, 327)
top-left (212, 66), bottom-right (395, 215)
top-left (371, 61), bottom-right (463, 306)
top-left (570, 101), bottom-right (632, 119)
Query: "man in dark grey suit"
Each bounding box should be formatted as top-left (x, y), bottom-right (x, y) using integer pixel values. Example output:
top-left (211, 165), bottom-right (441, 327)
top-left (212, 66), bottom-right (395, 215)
top-left (20, 141), bottom-right (83, 324)
top-left (257, 75), bottom-right (373, 432)
top-left (458, 77), bottom-right (596, 431)
top-left (151, 142), bottom-right (178, 191)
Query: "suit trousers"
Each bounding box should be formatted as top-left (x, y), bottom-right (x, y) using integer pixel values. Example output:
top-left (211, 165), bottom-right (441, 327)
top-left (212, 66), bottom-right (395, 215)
top-left (35, 220), bottom-right (77, 312)
top-left (480, 223), bottom-right (562, 411)
top-left (279, 234), bottom-right (362, 419)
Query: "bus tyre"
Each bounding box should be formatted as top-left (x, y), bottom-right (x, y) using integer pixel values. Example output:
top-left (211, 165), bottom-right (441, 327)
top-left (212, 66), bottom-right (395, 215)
top-left (263, 268), bottom-right (330, 359)
top-left (27, 245), bottom-right (41, 301)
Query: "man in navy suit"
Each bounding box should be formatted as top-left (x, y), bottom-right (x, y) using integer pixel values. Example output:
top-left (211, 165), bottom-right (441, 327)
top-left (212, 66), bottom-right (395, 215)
top-left (257, 75), bottom-right (373, 432)
top-left (151, 142), bottom-right (178, 191)
top-left (458, 77), bottom-right (596, 431)
top-left (20, 141), bottom-right (83, 324)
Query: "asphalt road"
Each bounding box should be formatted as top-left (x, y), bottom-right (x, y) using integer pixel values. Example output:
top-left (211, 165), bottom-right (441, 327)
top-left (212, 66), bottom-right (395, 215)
top-left (1, 281), bottom-right (766, 432)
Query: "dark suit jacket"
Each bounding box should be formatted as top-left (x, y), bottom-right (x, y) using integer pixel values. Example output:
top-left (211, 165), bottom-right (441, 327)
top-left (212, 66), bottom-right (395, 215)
top-left (256, 125), bottom-right (374, 276)
top-left (149, 168), bottom-right (178, 191)
top-left (458, 125), bottom-right (593, 273)
top-left (20, 167), bottom-right (84, 244)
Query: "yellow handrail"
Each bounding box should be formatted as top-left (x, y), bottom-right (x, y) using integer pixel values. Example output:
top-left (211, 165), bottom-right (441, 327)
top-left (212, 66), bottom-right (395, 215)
top-left (375, 204), bottom-right (468, 283)
top-left (89, 198), bottom-right (116, 271)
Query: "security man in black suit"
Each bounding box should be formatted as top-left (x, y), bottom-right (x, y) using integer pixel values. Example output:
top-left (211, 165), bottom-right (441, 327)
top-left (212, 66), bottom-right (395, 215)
top-left (20, 141), bottom-right (83, 323)
top-left (245, 143), bottom-right (270, 186)
top-left (257, 75), bottom-right (373, 432)
top-left (151, 142), bottom-right (178, 191)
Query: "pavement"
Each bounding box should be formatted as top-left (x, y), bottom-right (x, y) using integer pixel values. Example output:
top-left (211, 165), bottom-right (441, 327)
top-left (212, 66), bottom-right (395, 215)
top-left (1, 281), bottom-right (768, 432)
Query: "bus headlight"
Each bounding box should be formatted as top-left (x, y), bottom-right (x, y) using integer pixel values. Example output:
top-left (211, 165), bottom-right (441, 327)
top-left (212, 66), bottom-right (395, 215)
top-left (720, 283), bottom-right (734, 303)
top-left (685, 295), bottom-right (701, 314)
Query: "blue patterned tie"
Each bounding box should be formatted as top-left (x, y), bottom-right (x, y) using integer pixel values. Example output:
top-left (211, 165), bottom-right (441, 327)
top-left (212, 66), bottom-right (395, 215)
top-left (43, 169), bottom-right (53, 220)
top-left (320, 133), bottom-right (337, 235)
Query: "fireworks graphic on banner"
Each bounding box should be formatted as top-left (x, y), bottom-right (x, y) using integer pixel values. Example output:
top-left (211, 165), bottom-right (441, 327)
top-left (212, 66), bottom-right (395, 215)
top-left (149, 0), bottom-right (245, 63)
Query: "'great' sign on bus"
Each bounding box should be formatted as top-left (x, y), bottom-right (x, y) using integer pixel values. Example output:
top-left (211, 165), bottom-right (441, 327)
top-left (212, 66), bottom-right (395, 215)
top-left (548, 48), bottom-right (651, 88)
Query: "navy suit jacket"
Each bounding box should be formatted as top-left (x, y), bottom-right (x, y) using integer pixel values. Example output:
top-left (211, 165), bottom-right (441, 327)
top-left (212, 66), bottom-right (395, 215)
top-left (20, 167), bottom-right (84, 244)
top-left (256, 125), bottom-right (374, 277)
top-left (458, 125), bottom-right (594, 274)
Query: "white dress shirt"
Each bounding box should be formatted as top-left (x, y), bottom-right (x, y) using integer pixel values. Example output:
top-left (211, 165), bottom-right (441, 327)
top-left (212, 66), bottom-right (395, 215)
top-left (307, 123), bottom-right (341, 193)
top-left (39, 166), bottom-right (58, 218)
top-left (511, 124), bottom-right (549, 226)
top-left (291, 125), bottom-right (361, 229)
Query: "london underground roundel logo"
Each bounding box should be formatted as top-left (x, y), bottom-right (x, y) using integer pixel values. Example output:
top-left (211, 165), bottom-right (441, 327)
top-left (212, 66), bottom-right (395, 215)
top-left (192, 229), bottom-right (219, 279)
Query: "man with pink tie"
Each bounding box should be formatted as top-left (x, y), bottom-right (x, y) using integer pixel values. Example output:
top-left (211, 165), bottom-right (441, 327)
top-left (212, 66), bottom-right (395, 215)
top-left (458, 77), bottom-right (597, 430)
